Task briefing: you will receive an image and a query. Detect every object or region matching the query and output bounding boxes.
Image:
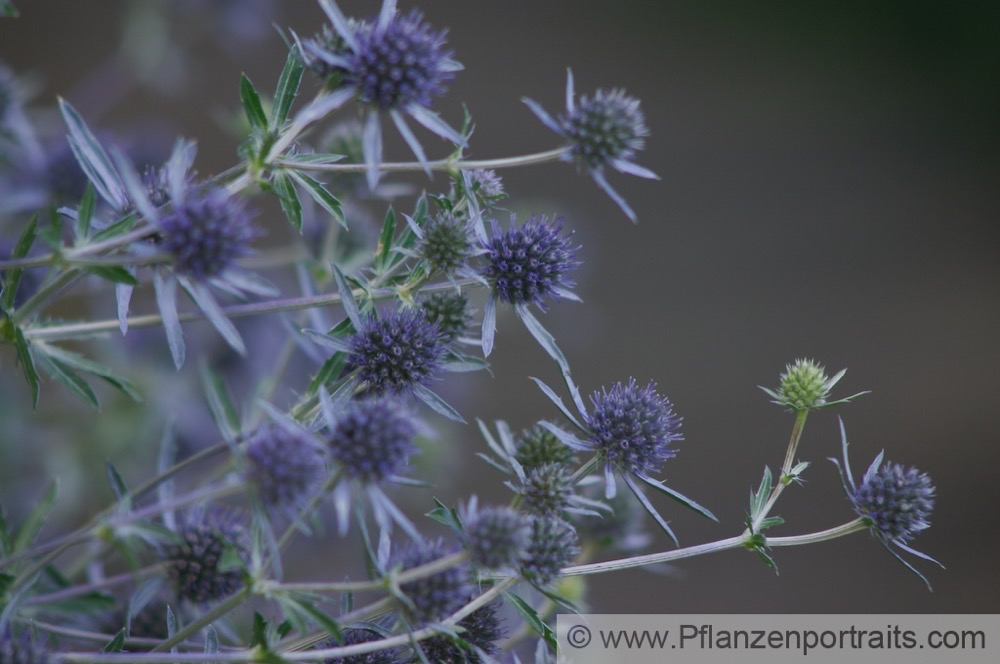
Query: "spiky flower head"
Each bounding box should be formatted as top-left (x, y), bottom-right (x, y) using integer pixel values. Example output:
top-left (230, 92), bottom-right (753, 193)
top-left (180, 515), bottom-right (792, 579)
top-left (345, 9), bottom-right (455, 111)
top-left (461, 503), bottom-right (531, 569)
top-left (0, 630), bottom-right (50, 664)
top-left (158, 187), bottom-right (259, 281)
top-left (326, 399), bottom-right (416, 483)
top-left (587, 379), bottom-right (681, 477)
top-left (420, 291), bottom-right (472, 344)
top-left (467, 169), bottom-right (505, 201)
top-left (303, 23), bottom-right (356, 83)
top-left (521, 517), bottom-right (580, 585)
top-left (165, 509), bottom-right (249, 603)
top-left (244, 424), bottom-right (327, 510)
top-left (419, 600), bottom-right (506, 664)
top-left (322, 628), bottom-right (403, 664)
top-left (515, 423), bottom-right (576, 469)
top-left (348, 308), bottom-right (445, 396)
top-left (776, 358), bottom-right (832, 411)
top-left (561, 88), bottom-right (647, 172)
top-left (394, 538), bottom-right (468, 624)
top-left (419, 214), bottom-right (474, 275)
top-left (482, 215), bottom-right (580, 308)
top-left (854, 462), bottom-right (935, 545)
top-left (519, 463), bottom-right (573, 518)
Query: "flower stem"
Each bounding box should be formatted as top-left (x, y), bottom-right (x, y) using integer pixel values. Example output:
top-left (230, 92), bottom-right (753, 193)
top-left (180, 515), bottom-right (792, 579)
top-left (274, 145), bottom-right (569, 175)
top-left (748, 408), bottom-right (809, 534)
top-left (150, 587), bottom-right (251, 653)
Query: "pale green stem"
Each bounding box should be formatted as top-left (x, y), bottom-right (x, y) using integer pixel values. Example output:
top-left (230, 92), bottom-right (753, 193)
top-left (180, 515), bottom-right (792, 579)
top-left (748, 408), bottom-right (809, 534)
top-left (23, 562), bottom-right (166, 606)
top-left (274, 146), bottom-right (570, 174)
top-left (150, 587), bottom-right (251, 653)
top-left (262, 551), bottom-right (470, 595)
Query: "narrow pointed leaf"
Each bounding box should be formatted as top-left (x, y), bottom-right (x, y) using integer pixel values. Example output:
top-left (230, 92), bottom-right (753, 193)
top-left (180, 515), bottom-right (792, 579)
top-left (529, 377), bottom-right (585, 430)
top-left (517, 305), bottom-right (568, 373)
top-left (375, 208), bottom-right (397, 272)
top-left (330, 262), bottom-right (362, 329)
top-left (287, 170), bottom-right (345, 228)
top-left (59, 99), bottom-right (128, 210)
top-left (75, 184), bottom-right (96, 243)
top-left (413, 384), bottom-right (466, 423)
top-left (188, 283), bottom-right (245, 355)
top-left (636, 473), bottom-right (718, 522)
top-left (273, 171), bottom-right (302, 231)
top-left (200, 363), bottom-right (240, 441)
top-left (12, 479), bottom-right (58, 553)
top-left (153, 272), bottom-right (185, 369)
top-left (41, 343), bottom-right (141, 401)
top-left (1, 214), bottom-right (37, 312)
top-left (13, 327), bottom-right (39, 408)
top-left (272, 47), bottom-right (305, 131)
top-left (240, 74), bottom-right (269, 132)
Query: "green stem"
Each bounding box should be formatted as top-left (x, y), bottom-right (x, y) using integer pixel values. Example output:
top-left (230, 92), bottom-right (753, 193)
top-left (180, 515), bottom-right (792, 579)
top-left (748, 408), bottom-right (809, 534)
top-left (766, 518), bottom-right (867, 547)
top-left (263, 551), bottom-right (469, 595)
top-left (150, 587), bottom-right (251, 653)
top-left (13, 268), bottom-right (83, 324)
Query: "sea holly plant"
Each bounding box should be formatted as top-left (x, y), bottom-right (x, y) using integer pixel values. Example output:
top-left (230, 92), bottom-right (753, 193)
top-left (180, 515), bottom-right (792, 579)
top-left (0, 0), bottom-right (942, 662)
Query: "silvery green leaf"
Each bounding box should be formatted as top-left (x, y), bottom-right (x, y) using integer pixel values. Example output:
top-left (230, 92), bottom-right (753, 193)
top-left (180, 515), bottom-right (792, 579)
top-left (481, 295), bottom-right (497, 357)
top-left (75, 184), bottom-right (96, 243)
top-left (12, 479), bottom-right (58, 554)
top-left (240, 74), bottom-right (268, 133)
top-left (537, 421), bottom-right (591, 452)
top-left (153, 271), bottom-right (185, 369)
top-left (271, 46), bottom-right (305, 131)
top-left (59, 99), bottom-right (128, 210)
top-left (186, 284), bottom-right (243, 356)
top-left (530, 377), bottom-right (585, 431)
top-left (36, 353), bottom-right (99, 410)
top-left (504, 591), bottom-right (557, 652)
top-left (105, 461), bottom-right (131, 505)
top-left (375, 208), bottom-right (399, 271)
top-left (282, 152), bottom-right (345, 165)
top-left (101, 629), bottom-right (126, 653)
top-left (407, 103), bottom-right (466, 146)
top-left (303, 329), bottom-right (352, 353)
top-left (116, 282), bottom-right (134, 334)
top-left (42, 343), bottom-right (141, 402)
top-left (516, 304), bottom-right (569, 373)
top-left (413, 384), bottom-right (466, 423)
top-left (273, 171), bottom-right (302, 232)
top-left (1, 214), bottom-right (36, 312)
top-left (623, 474), bottom-right (677, 546)
top-left (12, 327), bottom-right (39, 408)
top-left (287, 170), bottom-right (345, 228)
top-left (199, 362), bottom-right (240, 441)
top-left (391, 109), bottom-right (430, 176)
top-left (330, 262), bottom-right (362, 329)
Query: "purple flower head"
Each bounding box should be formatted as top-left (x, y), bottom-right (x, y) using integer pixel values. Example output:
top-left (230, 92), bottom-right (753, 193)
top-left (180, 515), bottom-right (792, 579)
top-left (482, 214), bottom-right (580, 309)
top-left (832, 420), bottom-right (941, 588)
top-left (393, 538), bottom-right (469, 625)
top-left (166, 509), bottom-right (250, 603)
top-left (326, 399), bottom-right (417, 484)
top-left (322, 628), bottom-right (403, 664)
top-left (521, 516), bottom-right (579, 585)
top-left (244, 423), bottom-right (327, 510)
top-left (0, 629), bottom-right (50, 664)
top-left (460, 499), bottom-right (531, 570)
top-left (419, 600), bottom-right (506, 663)
top-left (587, 379), bottom-right (681, 478)
top-left (524, 70), bottom-right (659, 222)
top-left (158, 186), bottom-right (260, 281)
top-left (348, 308), bottom-right (445, 396)
top-left (467, 168), bottom-right (505, 201)
top-left (296, 1), bottom-right (465, 189)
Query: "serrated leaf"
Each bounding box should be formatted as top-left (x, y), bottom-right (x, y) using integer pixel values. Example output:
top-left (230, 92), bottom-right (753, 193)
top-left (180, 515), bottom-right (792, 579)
top-left (287, 170), bottom-right (345, 229)
top-left (75, 184), bottom-right (96, 243)
top-left (1, 214), bottom-right (37, 312)
top-left (37, 352), bottom-right (100, 410)
top-left (375, 207), bottom-right (396, 272)
top-left (240, 74), bottom-right (269, 133)
top-left (12, 479), bottom-right (58, 554)
top-left (86, 265), bottom-right (138, 285)
top-left (273, 172), bottom-right (302, 231)
top-left (271, 48), bottom-right (305, 131)
top-left (505, 591), bottom-right (556, 652)
top-left (13, 327), bottom-right (39, 408)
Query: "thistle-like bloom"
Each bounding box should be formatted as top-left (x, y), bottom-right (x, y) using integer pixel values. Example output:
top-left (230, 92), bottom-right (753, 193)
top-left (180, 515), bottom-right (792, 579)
top-left (393, 538), bottom-right (469, 625)
top-left (348, 308), bottom-right (445, 396)
top-left (158, 187), bottom-right (259, 281)
top-left (0, 629), bottom-right (50, 664)
top-left (244, 424), bottom-right (328, 511)
top-left (524, 70), bottom-right (657, 222)
top-left (517, 463), bottom-right (574, 518)
top-left (479, 215), bottom-right (581, 366)
top-left (322, 628), bottom-right (403, 664)
top-left (420, 291), bottom-right (472, 344)
top-left (760, 359), bottom-right (866, 412)
top-left (831, 420), bottom-right (942, 588)
top-left (320, 398), bottom-right (424, 540)
top-left (419, 214), bottom-right (476, 276)
top-left (466, 168), bottom-right (505, 202)
top-left (460, 499), bottom-right (531, 570)
top-left (515, 423), bottom-right (576, 469)
top-left (534, 376), bottom-right (716, 544)
top-left (419, 600), bottom-right (506, 663)
top-left (299, 0), bottom-right (465, 189)
top-left (521, 517), bottom-right (580, 585)
top-left (165, 509), bottom-right (250, 603)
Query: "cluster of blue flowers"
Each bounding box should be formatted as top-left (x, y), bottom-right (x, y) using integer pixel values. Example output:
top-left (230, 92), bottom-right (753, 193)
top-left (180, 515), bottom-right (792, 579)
top-left (0, 0), bottom-right (943, 662)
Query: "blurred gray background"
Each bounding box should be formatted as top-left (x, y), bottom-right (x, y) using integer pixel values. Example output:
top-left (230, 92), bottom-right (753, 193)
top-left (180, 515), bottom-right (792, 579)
top-left (2, 0), bottom-right (998, 616)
